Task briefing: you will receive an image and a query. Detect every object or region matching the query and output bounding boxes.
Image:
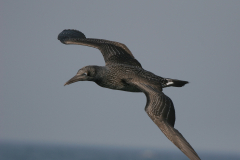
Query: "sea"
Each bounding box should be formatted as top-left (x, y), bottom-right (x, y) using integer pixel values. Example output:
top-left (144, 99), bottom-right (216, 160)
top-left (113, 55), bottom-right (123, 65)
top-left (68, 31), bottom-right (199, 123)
top-left (0, 142), bottom-right (239, 160)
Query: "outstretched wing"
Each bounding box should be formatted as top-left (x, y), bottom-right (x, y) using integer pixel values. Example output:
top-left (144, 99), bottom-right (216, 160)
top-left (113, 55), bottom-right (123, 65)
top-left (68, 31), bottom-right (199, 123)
top-left (127, 79), bottom-right (201, 160)
top-left (58, 29), bottom-right (142, 68)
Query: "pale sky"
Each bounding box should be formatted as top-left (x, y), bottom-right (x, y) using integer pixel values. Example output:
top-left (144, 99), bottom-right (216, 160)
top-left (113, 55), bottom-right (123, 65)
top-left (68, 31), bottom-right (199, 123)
top-left (1, 0), bottom-right (240, 155)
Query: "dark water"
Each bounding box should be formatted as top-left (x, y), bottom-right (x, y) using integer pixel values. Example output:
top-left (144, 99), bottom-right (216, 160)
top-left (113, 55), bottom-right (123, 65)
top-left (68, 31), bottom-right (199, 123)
top-left (0, 142), bottom-right (239, 160)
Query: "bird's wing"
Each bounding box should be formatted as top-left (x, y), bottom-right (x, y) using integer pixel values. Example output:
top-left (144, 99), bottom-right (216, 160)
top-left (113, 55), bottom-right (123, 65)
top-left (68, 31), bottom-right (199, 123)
top-left (58, 29), bottom-right (142, 68)
top-left (126, 79), bottom-right (201, 160)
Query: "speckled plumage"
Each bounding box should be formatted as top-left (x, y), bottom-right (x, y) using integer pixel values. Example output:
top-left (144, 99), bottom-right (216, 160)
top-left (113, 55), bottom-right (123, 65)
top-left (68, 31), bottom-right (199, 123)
top-left (58, 29), bottom-right (200, 160)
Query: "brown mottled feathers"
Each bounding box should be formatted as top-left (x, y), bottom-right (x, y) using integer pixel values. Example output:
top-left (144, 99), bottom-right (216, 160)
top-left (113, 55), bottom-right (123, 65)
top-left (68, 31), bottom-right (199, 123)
top-left (58, 29), bottom-right (200, 160)
top-left (58, 29), bottom-right (142, 67)
top-left (127, 79), bottom-right (200, 160)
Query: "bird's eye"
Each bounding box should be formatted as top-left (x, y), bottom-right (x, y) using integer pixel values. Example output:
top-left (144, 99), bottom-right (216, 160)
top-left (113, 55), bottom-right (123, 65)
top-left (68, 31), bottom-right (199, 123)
top-left (83, 72), bottom-right (88, 76)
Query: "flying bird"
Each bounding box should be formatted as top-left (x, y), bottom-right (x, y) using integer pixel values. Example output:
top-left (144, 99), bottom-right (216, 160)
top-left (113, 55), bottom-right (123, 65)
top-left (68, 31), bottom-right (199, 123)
top-left (58, 29), bottom-right (201, 160)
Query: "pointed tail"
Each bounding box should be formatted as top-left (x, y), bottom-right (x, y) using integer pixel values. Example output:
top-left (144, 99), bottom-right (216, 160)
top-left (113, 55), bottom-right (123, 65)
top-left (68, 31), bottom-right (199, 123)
top-left (165, 78), bottom-right (189, 87)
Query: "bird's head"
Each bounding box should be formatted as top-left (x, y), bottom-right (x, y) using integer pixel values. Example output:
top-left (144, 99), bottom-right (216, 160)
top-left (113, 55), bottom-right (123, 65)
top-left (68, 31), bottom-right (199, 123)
top-left (64, 66), bottom-right (98, 86)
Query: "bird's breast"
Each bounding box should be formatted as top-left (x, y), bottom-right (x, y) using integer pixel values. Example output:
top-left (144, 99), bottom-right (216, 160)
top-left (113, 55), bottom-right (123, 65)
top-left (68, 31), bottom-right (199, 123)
top-left (95, 65), bottom-right (152, 92)
top-left (95, 75), bottom-right (141, 92)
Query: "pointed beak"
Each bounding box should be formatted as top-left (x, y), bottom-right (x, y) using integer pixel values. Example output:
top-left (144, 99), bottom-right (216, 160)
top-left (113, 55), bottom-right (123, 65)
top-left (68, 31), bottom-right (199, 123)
top-left (64, 75), bottom-right (84, 86)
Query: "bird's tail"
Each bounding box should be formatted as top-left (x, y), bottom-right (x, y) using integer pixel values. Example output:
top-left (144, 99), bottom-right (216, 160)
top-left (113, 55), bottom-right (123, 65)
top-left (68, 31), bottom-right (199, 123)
top-left (164, 78), bottom-right (189, 87)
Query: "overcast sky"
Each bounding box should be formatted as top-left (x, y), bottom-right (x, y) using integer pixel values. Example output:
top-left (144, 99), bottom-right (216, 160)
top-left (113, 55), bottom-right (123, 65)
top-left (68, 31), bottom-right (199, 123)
top-left (1, 0), bottom-right (240, 155)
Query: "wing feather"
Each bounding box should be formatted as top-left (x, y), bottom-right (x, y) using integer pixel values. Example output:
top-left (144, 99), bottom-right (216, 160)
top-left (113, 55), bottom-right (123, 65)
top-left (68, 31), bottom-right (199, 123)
top-left (127, 80), bottom-right (201, 160)
top-left (58, 29), bottom-right (142, 67)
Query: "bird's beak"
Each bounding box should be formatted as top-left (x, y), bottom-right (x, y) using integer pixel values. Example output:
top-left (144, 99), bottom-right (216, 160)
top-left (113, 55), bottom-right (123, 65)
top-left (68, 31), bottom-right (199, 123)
top-left (64, 75), bottom-right (84, 86)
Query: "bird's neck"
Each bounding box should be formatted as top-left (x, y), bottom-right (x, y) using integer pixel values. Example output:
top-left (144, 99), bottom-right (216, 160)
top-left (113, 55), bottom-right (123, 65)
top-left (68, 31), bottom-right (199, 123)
top-left (93, 66), bottom-right (107, 82)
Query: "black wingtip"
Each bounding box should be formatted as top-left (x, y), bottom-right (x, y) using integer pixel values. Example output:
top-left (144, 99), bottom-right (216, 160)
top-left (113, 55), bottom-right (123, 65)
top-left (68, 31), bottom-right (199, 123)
top-left (58, 29), bottom-right (86, 44)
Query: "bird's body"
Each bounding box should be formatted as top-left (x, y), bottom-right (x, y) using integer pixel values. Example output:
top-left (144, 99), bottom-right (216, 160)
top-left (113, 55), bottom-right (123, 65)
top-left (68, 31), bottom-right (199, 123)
top-left (91, 64), bottom-right (165, 92)
top-left (94, 65), bottom-right (143, 92)
top-left (58, 29), bottom-right (201, 160)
